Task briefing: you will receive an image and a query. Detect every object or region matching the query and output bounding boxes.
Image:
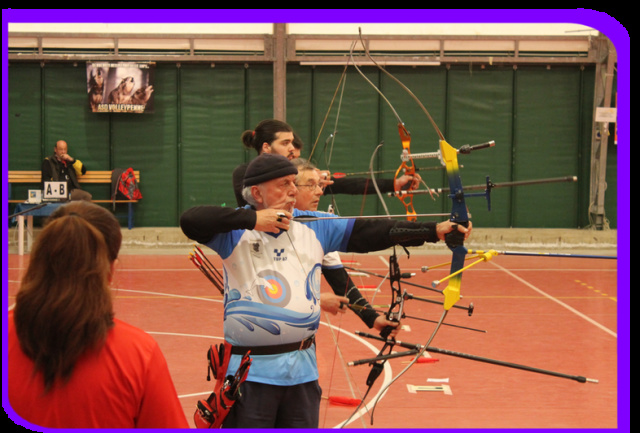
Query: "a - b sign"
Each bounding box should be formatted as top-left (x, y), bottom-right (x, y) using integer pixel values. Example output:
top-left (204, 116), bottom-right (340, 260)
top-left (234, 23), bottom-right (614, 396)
top-left (43, 181), bottom-right (67, 201)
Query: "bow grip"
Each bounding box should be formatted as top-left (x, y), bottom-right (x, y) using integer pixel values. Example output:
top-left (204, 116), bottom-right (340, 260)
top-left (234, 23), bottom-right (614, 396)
top-left (366, 362), bottom-right (385, 386)
top-left (379, 324), bottom-right (395, 340)
top-left (445, 222), bottom-right (468, 249)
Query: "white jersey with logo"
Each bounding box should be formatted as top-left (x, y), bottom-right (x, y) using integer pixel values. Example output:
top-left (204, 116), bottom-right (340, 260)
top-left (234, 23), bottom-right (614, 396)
top-left (205, 208), bottom-right (352, 386)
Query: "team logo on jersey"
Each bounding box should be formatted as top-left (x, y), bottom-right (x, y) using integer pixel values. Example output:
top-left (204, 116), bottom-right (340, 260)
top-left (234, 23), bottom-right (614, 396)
top-left (273, 248), bottom-right (287, 261)
top-left (250, 241), bottom-right (263, 259)
top-left (255, 269), bottom-right (291, 307)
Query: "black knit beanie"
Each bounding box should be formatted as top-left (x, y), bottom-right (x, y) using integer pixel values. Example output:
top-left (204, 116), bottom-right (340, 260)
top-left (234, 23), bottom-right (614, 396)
top-left (243, 153), bottom-right (298, 187)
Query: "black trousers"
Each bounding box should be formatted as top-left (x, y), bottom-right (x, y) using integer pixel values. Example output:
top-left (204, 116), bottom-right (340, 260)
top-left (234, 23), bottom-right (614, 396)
top-left (222, 380), bottom-right (322, 428)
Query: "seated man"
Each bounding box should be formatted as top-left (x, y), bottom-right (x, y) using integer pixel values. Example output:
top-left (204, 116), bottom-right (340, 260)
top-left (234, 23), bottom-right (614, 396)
top-left (41, 140), bottom-right (91, 201)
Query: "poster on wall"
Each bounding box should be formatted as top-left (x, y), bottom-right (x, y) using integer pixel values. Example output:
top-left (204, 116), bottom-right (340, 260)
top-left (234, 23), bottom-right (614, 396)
top-left (86, 62), bottom-right (155, 113)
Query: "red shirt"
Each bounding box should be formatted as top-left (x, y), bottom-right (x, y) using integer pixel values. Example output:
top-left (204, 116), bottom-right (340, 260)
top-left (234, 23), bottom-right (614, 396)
top-left (8, 311), bottom-right (189, 429)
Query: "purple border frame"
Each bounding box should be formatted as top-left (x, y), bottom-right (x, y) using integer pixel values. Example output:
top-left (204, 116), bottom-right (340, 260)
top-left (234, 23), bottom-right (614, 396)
top-left (2, 9), bottom-right (629, 433)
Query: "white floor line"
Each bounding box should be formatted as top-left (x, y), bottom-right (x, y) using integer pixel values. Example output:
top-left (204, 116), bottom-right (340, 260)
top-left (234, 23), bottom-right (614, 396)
top-left (147, 331), bottom-right (223, 340)
top-left (112, 287), bottom-right (223, 303)
top-left (322, 320), bottom-right (393, 429)
top-left (489, 261), bottom-right (617, 338)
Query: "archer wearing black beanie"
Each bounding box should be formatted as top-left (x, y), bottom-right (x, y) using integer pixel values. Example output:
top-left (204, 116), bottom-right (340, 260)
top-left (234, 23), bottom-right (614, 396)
top-left (243, 153), bottom-right (298, 187)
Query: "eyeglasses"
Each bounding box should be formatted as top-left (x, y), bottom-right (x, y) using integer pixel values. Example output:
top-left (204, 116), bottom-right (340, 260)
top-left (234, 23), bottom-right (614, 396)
top-left (296, 183), bottom-right (326, 192)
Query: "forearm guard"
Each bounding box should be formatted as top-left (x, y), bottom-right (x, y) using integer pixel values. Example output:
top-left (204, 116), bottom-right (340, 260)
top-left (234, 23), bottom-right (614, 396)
top-left (388, 222), bottom-right (439, 246)
top-left (347, 220), bottom-right (438, 253)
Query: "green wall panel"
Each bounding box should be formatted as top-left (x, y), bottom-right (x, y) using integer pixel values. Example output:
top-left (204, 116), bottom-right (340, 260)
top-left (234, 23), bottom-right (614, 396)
top-left (577, 67), bottom-right (596, 228)
top-left (8, 64), bottom-right (42, 169)
top-left (180, 64), bottom-right (247, 211)
top-left (513, 67), bottom-right (582, 228)
top-left (43, 64), bottom-right (111, 171)
top-left (179, 64), bottom-right (273, 214)
top-left (285, 65), bottom-right (314, 149)
top-left (605, 139), bottom-right (617, 228)
top-left (602, 72), bottom-right (617, 229)
top-left (111, 64), bottom-right (179, 226)
top-left (8, 64), bottom-right (43, 203)
top-left (7, 60), bottom-right (614, 229)
top-left (245, 65), bottom-right (275, 136)
top-left (447, 66), bottom-right (515, 227)
top-left (311, 67), bottom-right (384, 217)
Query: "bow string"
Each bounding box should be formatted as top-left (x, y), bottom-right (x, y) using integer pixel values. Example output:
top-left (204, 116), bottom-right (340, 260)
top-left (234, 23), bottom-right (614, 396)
top-left (317, 31), bottom-right (479, 426)
top-left (350, 29), bottom-right (477, 424)
top-left (348, 41), bottom-right (423, 222)
top-left (355, 26), bottom-right (470, 334)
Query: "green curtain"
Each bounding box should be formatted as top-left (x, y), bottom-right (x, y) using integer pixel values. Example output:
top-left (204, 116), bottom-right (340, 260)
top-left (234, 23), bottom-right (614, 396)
top-left (9, 61), bottom-right (613, 228)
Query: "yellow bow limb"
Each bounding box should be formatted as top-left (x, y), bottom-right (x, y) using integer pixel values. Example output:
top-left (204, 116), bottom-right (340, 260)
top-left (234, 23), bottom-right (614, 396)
top-left (442, 277), bottom-right (462, 311)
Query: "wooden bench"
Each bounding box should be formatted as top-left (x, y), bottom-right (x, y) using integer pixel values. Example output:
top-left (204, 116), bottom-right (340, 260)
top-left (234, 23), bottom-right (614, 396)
top-left (8, 170), bottom-right (140, 187)
top-left (8, 170), bottom-right (141, 229)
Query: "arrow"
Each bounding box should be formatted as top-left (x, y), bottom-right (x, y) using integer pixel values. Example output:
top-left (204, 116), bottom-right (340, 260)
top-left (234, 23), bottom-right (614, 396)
top-left (293, 212), bottom-right (450, 222)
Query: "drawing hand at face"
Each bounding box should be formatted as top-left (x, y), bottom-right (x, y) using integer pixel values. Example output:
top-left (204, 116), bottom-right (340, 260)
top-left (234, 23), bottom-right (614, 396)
top-left (254, 209), bottom-right (293, 233)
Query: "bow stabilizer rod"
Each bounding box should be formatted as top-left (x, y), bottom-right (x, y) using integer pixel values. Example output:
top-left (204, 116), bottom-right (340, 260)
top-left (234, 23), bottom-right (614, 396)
top-left (342, 265), bottom-right (475, 314)
top-left (431, 249), bottom-right (499, 288)
top-left (355, 332), bottom-right (599, 384)
top-left (402, 140), bottom-right (496, 162)
top-left (390, 175), bottom-right (578, 212)
top-left (390, 175), bottom-right (578, 196)
top-left (348, 349), bottom-right (420, 366)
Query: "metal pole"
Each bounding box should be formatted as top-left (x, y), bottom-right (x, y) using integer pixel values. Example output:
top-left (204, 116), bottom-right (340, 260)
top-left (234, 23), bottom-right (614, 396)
top-left (272, 24), bottom-right (287, 121)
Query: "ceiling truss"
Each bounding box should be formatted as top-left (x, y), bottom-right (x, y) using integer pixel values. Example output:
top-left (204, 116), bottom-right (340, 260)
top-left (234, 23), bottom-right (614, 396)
top-left (7, 31), bottom-right (608, 66)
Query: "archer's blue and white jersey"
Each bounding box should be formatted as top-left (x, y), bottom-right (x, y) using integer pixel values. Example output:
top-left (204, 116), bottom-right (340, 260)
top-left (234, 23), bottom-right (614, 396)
top-left (205, 208), bottom-right (353, 385)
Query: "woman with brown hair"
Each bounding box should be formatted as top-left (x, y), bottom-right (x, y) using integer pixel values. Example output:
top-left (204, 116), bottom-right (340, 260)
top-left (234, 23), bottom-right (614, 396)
top-left (8, 201), bottom-right (189, 429)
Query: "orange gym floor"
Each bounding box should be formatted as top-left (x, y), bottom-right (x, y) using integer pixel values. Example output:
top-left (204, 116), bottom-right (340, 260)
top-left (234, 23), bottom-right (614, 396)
top-left (6, 249), bottom-right (622, 429)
